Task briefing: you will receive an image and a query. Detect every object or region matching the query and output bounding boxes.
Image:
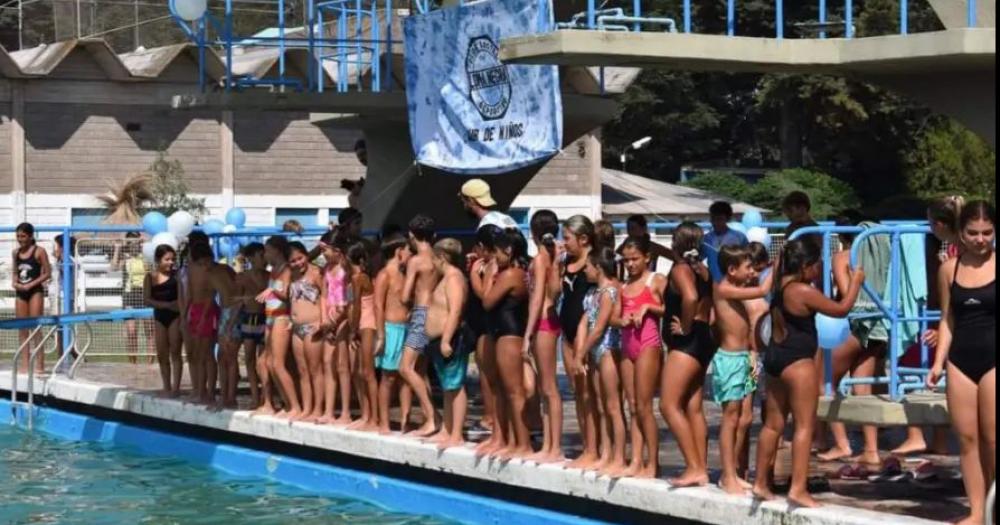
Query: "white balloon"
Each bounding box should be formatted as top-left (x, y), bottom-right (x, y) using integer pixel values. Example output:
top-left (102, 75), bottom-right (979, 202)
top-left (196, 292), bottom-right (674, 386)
top-left (172, 0), bottom-right (207, 21)
top-left (746, 227), bottom-right (771, 246)
top-left (167, 211), bottom-right (196, 239)
top-left (222, 224), bottom-right (238, 234)
top-left (150, 232), bottom-right (180, 252)
top-left (142, 241), bottom-right (157, 263)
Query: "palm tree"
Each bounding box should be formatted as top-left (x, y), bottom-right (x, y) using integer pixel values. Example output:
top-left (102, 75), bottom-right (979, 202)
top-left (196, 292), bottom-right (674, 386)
top-left (98, 173), bottom-right (154, 225)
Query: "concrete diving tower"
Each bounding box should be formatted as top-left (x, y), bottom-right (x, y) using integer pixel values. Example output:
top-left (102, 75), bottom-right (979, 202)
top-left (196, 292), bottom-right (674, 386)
top-left (501, 23), bottom-right (995, 147)
top-left (170, 2), bottom-right (634, 230)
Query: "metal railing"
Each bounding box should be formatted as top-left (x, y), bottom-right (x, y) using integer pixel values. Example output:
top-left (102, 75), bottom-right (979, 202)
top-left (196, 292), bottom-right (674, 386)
top-left (4, 309), bottom-right (152, 429)
top-left (570, 0), bottom-right (981, 39)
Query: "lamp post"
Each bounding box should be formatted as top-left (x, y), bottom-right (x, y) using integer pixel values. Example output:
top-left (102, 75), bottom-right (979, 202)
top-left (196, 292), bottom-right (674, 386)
top-left (619, 136), bottom-right (652, 174)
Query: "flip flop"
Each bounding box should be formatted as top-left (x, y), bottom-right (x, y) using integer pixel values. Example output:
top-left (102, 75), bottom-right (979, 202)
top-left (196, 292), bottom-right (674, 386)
top-left (911, 459), bottom-right (937, 481)
top-left (832, 464), bottom-right (871, 481)
top-left (868, 457), bottom-right (906, 483)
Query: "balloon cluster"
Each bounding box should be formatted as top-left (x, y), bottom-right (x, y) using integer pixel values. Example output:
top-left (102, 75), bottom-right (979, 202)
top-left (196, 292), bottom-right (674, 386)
top-left (140, 207), bottom-right (247, 262)
top-left (739, 209), bottom-right (771, 251)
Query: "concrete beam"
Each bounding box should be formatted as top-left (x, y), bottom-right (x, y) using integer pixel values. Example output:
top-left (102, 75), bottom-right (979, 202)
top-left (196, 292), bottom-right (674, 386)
top-left (172, 91), bottom-right (409, 115)
top-left (818, 393), bottom-right (950, 427)
top-left (926, 0), bottom-right (995, 29)
top-left (500, 28), bottom-right (995, 74)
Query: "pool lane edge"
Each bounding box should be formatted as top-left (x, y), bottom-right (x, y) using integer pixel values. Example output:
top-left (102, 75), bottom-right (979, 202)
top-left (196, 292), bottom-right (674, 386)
top-left (0, 398), bottom-right (606, 525)
top-left (1, 374), bottom-right (944, 525)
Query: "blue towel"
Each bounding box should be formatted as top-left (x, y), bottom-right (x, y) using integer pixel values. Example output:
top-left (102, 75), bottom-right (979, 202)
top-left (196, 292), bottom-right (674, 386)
top-left (893, 233), bottom-right (928, 357)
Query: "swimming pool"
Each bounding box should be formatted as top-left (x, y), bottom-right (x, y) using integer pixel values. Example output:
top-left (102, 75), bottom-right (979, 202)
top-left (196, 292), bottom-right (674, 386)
top-left (0, 400), bottom-right (606, 525)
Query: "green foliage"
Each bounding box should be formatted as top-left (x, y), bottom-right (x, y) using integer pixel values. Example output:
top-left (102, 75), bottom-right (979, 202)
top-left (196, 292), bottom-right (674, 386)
top-left (147, 150), bottom-right (206, 217)
top-left (905, 118), bottom-right (996, 202)
top-left (746, 169), bottom-right (861, 219)
top-left (681, 172), bottom-right (751, 201)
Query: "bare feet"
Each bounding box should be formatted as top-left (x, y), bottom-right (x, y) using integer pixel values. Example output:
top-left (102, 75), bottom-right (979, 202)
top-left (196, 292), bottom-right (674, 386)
top-left (953, 515), bottom-right (985, 525)
top-left (599, 461), bottom-right (629, 479)
top-left (849, 451), bottom-right (882, 467)
top-left (787, 490), bottom-right (822, 509)
top-left (719, 475), bottom-right (751, 496)
top-left (425, 429), bottom-right (450, 446)
top-left (566, 452), bottom-right (600, 471)
top-left (668, 469), bottom-right (709, 487)
top-left (817, 447), bottom-right (853, 463)
top-left (332, 416), bottom-right (353, 427)
top-left (635, 465), bottom-right (658, 479)
top-left (890, 437), bottom-right (928, 456)
top-left (252, 405), bottom-right (276, 417)
top-left (437, 437), bottom-right (465, 451)
top-left (752, 485), bottom-right (776, 501)
top-left (474, 437), bottom-right (503, 458)
top-left (405, 422), bottom-right (437, 439)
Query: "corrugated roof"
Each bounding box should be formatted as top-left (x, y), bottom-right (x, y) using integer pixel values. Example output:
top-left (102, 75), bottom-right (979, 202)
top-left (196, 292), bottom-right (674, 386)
top-left (0, 38), bottom-right (226, 81)
top-left (602, 168), bottom-right (765, 218)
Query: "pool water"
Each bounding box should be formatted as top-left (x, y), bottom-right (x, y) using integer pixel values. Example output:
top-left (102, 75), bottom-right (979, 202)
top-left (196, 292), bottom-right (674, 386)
top-left (0, 424), bottom-right (455, 525)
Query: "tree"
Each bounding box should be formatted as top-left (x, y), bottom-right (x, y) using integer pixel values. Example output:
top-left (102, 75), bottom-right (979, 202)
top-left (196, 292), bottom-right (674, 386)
top-left (906, 118), bottom-right (996, 202)
top-left (147, 150), bottom-right (206, 217)
top-left (746, 169), bottom-right (861, 219)
top-left (681, 172), bottom-right (751, 201)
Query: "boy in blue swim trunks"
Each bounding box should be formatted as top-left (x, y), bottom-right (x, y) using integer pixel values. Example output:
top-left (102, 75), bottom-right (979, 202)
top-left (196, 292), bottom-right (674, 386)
top-left (374, 232), bottom-right (415, 434)
top-left (711, 245), bottom-right (773, 495)
top-left (424, 238), bottom-right (472, 450)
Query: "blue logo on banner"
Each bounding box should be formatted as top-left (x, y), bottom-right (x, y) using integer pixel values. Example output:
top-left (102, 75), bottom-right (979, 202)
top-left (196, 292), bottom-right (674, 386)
top-left (466, 36), bottom-right (511, 121)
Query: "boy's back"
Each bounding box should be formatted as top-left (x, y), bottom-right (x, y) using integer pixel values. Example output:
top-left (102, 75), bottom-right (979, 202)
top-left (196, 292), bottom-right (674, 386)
top-left (383, 263), bottom-right (410, 323)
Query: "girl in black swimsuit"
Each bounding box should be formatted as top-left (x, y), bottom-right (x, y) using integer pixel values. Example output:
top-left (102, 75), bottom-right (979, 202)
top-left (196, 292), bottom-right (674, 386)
top-left (752, 239), bottom-right (863, 509)
top-left (12, 222), bottom-right (51, 373)
top-left (928, 200), bottom-right (995, 525)
top-left (473, 228), bottom-right (531, 460)
top-left (658, 222), bottom-right (714, 487)
top-left (558, 215), bottom-right (598, 470)
top-left (144, 245), bottom-right (182, 397)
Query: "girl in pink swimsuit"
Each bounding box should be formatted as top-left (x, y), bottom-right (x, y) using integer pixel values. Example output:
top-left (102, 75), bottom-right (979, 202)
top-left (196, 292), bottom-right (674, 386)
top-left (319, 231), bottom-right (351, 425)
top-left (618, 236), bottom-right (667, 479)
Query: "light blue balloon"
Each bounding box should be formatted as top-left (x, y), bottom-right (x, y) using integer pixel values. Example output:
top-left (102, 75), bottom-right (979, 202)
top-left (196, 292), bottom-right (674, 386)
top-left (225, 208), bottom-right (247, 228)
top-left (219, 236), bottom-right (241, 259)
top-left (203, 219), bottom-right (225, 236)
top-left (742, 209), bottom-right (764, 229)
top-left (728, 221), bottom-right (748, 234)
top-left (142, 211), bottom-right (168, 235)
top-left (816, 314), bottom-right (850, 349)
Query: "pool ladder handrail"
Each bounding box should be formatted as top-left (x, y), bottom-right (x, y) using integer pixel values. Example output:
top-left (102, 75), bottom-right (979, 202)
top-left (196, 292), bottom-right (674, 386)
top-left (987, 480), bottom-right (995, 525)
top-left (10, 324), bottom-right (60, 430)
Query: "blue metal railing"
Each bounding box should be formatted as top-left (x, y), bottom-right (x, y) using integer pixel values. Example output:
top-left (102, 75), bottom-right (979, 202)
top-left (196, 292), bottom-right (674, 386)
top-left (788, 223), bottom-right (938, 401)
top-left (567, 0), bottom-right (980, 38)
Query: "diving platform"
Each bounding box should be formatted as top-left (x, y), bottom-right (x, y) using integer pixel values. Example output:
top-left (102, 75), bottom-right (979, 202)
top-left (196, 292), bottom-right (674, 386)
top-left (819, 394), bottom-right (950, 427)
top-left (500, 28), bottom-right (996, 147)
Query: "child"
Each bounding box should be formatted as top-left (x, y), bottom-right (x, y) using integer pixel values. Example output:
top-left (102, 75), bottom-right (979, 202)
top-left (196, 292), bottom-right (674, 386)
top-left (711, 245), bottom-right (773, 494)
top-left (472, 228), bottom-right (531, 460)
top-left (214, 263), bottom-right (241, 410)
top-left (373, 233), bottom-right (414, 434)
top-left (752, 239), bottom-right (864, 508)
top-left (253, 236), bottom-right (292, 417)
top-left (144, 245), bottom-right (181, 397)
top-left (318, 230), bottom-right (352, 425)
top-left (426, 238), bottom-right (472, 450)
top-left (12, 223), bottom-right (51, 372)
top-left (238, 243), bottom-right (268, 408)
top-left (400, 214), bottom-right (442, 438)
top-left (618, 236), bottom-right (667, 479)
top-left (741, 241), bottom-right (771, 477)
top-left (287, 241), bottom-right (324, 422)
top-left (661, 222), bottom-right (713, 487)
top-left (185, 241), bottom-right (221, 404)
top-left (347, 241), bottom-right (379, 432)
top-left (575, 247), bottom-right (627, 478)
top-left (523, 211), bottom-right (565, 463)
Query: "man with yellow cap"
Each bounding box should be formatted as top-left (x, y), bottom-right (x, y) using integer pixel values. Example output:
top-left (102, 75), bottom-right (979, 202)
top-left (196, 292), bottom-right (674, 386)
top-left (459, 179), bottom-right (519, 231)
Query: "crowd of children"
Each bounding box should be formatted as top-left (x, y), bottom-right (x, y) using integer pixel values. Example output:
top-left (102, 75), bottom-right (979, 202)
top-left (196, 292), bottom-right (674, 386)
top-left (12, 182), bottom-right (992, 517)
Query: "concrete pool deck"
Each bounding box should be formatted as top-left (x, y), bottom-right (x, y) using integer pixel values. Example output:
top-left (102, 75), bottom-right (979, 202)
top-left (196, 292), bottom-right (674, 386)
top-left (1, 363), bottom-right (966, 525)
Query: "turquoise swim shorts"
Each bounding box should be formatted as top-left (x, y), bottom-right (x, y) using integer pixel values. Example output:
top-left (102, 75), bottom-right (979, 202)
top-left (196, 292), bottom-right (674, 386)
top-left (430, 325), bottom-right (472, 392)
top-left (711, 349), bottom-right (752, 404)
top-left (377, 322), bottom-right (407, 372)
